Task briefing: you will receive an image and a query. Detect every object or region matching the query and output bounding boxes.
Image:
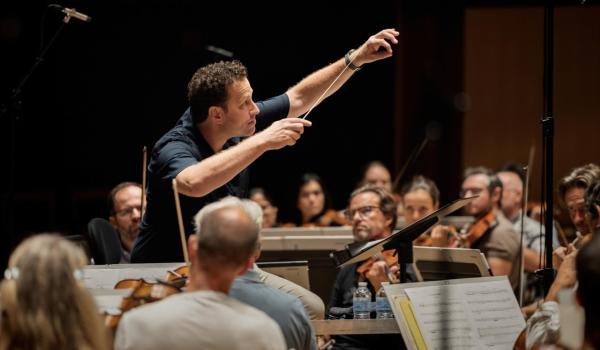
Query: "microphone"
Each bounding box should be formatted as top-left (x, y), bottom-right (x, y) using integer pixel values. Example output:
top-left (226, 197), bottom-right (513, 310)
top-left (205, 45), bottom-right (234, 58)
top-left (49, 4), bottom-right (92, 23)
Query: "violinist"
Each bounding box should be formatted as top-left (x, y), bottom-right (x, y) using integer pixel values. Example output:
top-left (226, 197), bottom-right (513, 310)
top-left (130, 28), bottom-right (399, 263)
top-left (115, 201), bottom-right (286, 350)
top-left (327, 185), bottom-right (404, 350)
top-left (249, 187), bottom-right (279, 228)
top-left (431, 166), bottom-right (521, 293)
top-left (497, 166), bottom-right (559, 304)
top-left (553, 164), bottom-right (600, 269)
top-left (400, 175), bottom-right (440, 246)
top-left (290, 173), bottom-right (349, 227)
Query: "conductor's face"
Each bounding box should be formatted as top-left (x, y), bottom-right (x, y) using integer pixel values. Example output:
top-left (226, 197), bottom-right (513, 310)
top-left (223, 78), bottom-right (260, 137)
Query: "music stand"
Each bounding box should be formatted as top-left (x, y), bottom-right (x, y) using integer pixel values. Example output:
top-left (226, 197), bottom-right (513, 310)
top-left (330, 196), bottom-right (477, 282)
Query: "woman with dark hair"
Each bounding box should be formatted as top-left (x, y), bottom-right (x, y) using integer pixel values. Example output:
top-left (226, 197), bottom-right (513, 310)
top-left (400, 175), bottom-right (440, 246)
top-left (293, 173), bottom-right (348, 227)
top-left (249, 187), bottom-right (279, 228)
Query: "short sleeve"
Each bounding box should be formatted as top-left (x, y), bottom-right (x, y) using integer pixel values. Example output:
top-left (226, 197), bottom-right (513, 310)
top-left (153, 141), bottom-right (199, 182)
top-left (485, 226), bottom-right (520, 261)
top-left (255, 94), bottom-right (290, 131)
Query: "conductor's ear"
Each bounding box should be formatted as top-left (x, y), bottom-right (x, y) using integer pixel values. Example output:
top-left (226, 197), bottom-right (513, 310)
top-left (208, 106), bottom-right (224, 123)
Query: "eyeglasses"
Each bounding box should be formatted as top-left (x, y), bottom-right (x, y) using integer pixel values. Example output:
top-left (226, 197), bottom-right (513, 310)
top-left (344, 205), bottom-right (381, 220)
top-left (459, 187), bottom-right (483, 198)
top-left (116, 206), bottom-right (143, 217)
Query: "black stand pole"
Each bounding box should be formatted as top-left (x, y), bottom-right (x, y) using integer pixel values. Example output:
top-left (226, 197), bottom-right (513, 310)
top-left (539, 1), bottom-right (556, 294)
top-left (1, 19), bottom-right (69, 258)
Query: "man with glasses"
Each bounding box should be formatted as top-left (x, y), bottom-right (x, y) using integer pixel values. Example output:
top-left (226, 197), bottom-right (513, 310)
top-left (327, 185), bottom-right (404, 350)
top-left (108, 182), bottom-right (144, 263)
top-left (431, 166), bottom-right (520, 293)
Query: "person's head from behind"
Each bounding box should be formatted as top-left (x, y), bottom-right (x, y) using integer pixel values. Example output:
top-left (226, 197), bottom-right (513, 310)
top-left (190, 198), bottom-right (260, 292)
top-left (585, 180), bottom-right (600, 234)
top-left (297, 173), bottom-right (329, 224)
top-left (108, 182), bottom-right (143, 242)
top-left (461, 166), bottom-right (502, 218)
top-left (249, 187), bottom-right (278, 228)
top-left (400, 175), bottom-right (440, 225)
top-left (188, 60), bottom-right (258, 137)
top-left (496, 164), bottom-right (525, 221)
top-left (0, 234), bottom-right (108, 350)
top-left (360, 161), bottom-right (392, 193)
top-left (345, 185), bottom-right (397, 242)
top-left (576, 233), bottom-right (600, 347)
top-left (559, 163), bottom-right (600, 234)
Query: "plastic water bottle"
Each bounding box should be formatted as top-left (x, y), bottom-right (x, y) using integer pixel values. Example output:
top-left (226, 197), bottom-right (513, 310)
top-left (353, 282), bottom-right (371, 319)
top-left (376, 282), bottom-right (394, 319)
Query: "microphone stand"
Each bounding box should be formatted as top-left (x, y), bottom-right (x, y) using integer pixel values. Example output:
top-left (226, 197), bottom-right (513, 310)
top-left (1, 14), bottom-right (70, 259)
top-left (537, 0), bottom-right (556, 294)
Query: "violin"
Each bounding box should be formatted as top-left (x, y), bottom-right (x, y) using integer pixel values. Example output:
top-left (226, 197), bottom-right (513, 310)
top-left (166, 263), bottom-right (190, 289)
top-left (303, 209), bottom-right (350, 227)
top-left (104, 268), bottom-right (188, 333)
top-left (356, 250), bottom-right (399, 284)
top-left (431, 210), bottom-right (496, 248)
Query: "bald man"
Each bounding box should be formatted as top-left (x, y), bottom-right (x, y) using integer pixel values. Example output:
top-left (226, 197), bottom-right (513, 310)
top-left (497, 169), bottom-right (559, 304)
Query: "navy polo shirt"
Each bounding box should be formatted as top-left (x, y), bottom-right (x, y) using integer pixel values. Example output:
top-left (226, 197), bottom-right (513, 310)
top-left (131, 94), bottom-right (290, 263)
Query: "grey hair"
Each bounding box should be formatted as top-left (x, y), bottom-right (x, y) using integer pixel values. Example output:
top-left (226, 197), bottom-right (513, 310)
top-left (193, 196), bottom-right (264, 233)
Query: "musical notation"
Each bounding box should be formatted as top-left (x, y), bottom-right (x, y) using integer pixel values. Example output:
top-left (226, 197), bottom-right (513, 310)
top-left (403, 279), bottom-right (525, 350)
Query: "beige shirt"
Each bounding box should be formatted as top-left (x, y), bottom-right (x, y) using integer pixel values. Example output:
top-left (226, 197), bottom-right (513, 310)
top-left (114, 290), bottom-right (286, 350)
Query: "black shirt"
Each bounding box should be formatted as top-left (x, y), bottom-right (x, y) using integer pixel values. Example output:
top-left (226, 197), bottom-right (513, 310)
top-left (131, 94), bottom-right (290, 263)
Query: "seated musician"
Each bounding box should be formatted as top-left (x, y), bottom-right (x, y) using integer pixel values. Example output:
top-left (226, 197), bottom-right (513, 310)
top-left (108, 182), bottom-right (144, 262)
top-left (496, 165), bottom-right (559, 305)
top-left (359, 160), bottom-right (404, 217)
top-left (211, 197), bottom-right (318, 350)
top-left (0, 234), bottom-right (110, 350)
top-left (585, 180), bottom-right (600, 236)
top-left (249, 187), bottom-right (279, 228)
top-left (431, 166), bottom-right (521, 293)
top-left (327, 185), bottom-right (404, 350)
top-left (522, 179), bottom-right (600, 349)
top-left (399, 175), bottom-right (440, 245)
top-left (114, 201), bottom-right (286, 350)
top-left (553, 164), bottom-right (600, 269)
top-left (290, 173), bottom-right (348, 227)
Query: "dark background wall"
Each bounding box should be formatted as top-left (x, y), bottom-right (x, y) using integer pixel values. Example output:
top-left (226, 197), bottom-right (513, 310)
top-left (2, 1), bottom-right (599, 267)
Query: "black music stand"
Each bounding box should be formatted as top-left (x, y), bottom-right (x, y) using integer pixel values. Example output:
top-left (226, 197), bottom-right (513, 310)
top-left (330, 196), bottom-right (477, 283)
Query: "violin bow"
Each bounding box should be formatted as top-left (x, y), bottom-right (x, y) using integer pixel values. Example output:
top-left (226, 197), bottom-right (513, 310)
top-left (172, 179), bottom-right (190, 264)
top-left (392, 136), bottom-right (428, 193)
top-left (141, 146), bottom-right (147, 219)
top-left (518, 144), bottom-right (535, 306)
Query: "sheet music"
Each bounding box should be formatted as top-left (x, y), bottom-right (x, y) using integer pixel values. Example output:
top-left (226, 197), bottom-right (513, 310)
top-left (404, 280), bottom-right (525, 350)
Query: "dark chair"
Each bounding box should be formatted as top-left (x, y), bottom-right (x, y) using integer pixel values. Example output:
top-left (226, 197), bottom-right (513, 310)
top-left (64, 234), bottom-right (92, 263)
top-left (87, 218), bottom-right (122, 264)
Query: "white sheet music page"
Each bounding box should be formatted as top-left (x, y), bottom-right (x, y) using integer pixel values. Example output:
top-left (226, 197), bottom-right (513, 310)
top-left (404, 279), bottom-right (525, 350)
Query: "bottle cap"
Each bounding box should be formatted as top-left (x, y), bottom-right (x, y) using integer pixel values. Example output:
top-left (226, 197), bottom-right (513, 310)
top-left (358, 282), bottom-right (367, 287)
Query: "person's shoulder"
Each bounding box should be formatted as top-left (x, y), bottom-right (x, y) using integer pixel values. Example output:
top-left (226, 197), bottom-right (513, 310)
top-left (121, 292), bottom-right (194, 323)
top-left (493, 213), bottom-right (519, 236)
